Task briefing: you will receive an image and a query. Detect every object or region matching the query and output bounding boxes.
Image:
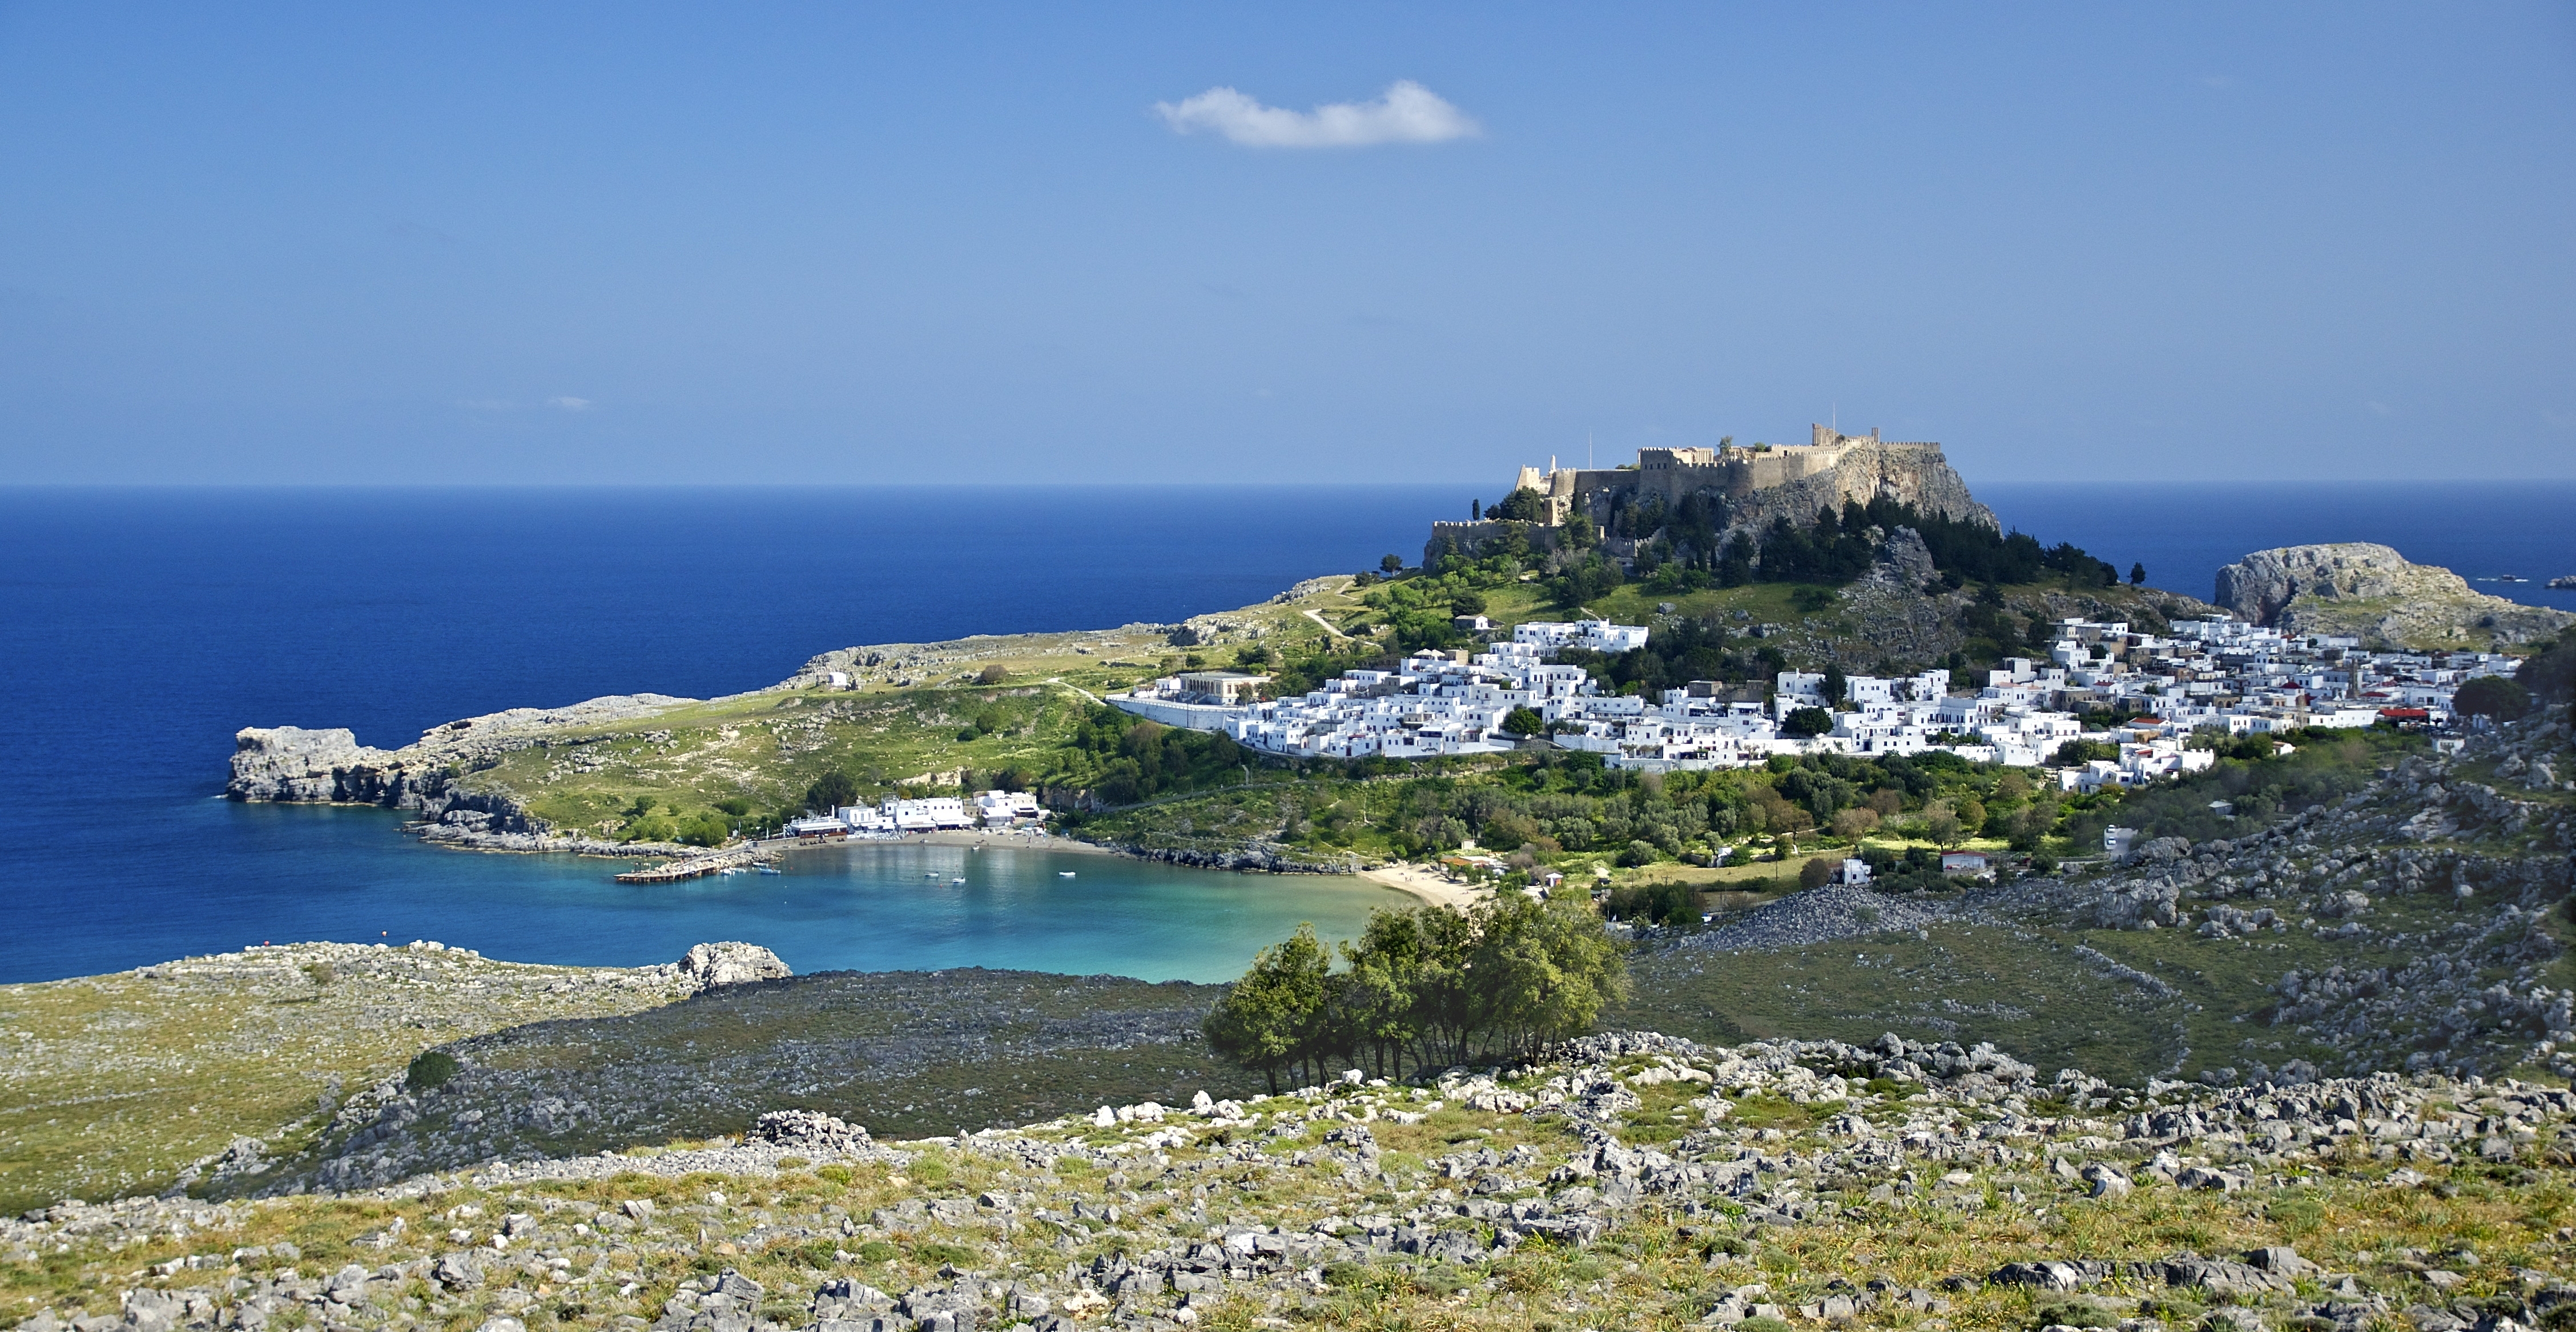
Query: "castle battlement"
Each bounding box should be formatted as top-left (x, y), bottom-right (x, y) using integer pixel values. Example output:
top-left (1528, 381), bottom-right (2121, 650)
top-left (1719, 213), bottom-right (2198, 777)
top-left (1435, 422), bottom-right (1993, 566)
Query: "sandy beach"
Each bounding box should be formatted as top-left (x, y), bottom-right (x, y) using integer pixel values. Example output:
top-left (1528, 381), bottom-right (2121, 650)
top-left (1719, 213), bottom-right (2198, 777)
top-left (905, 828), bottom-right (1123, 855)
top-left (1357, 862), bottom-right (1491, 912)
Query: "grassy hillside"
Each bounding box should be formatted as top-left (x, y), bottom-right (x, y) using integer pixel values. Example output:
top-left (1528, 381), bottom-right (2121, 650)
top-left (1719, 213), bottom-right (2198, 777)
top-left (0, 944), bottom-right (693, 1214)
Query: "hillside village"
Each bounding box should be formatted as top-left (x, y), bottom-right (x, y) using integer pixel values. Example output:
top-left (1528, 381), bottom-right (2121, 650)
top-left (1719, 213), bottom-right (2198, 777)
top-left (1109, 611), bottom-right (2518, 790)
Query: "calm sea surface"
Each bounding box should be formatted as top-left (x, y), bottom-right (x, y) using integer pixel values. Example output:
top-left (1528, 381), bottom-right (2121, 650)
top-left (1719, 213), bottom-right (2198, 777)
top-left (1, 481), bottom-right (2567, 984)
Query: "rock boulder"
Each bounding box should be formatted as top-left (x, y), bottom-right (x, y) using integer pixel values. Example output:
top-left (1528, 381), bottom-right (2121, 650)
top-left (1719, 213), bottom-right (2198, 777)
top-left (671, 942), bottom-right (791, 991)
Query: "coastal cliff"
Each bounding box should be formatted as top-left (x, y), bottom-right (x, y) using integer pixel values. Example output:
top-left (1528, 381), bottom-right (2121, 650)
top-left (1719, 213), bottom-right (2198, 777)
top-left (228, 695), bottom-right (699, 854)
top-left (1718, 436), bottom-right (1997, 540)
top-left (2215, 542), bottom-right (2575, 649)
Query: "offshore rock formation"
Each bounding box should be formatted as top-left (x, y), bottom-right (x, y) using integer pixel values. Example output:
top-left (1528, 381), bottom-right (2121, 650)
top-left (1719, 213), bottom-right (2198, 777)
top-left (2215, 542), bottom-right (2574, 649)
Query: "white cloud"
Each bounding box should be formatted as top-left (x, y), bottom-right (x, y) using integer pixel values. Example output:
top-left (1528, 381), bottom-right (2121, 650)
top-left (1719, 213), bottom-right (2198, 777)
top-left (1153, 80), bottom-right (1480, 148)
top-left (457, 395), bottom-right (593, 413)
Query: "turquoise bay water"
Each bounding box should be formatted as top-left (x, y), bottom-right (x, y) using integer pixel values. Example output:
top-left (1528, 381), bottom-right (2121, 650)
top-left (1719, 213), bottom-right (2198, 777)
top-left (140, 802), bottom-right (1395, 984)
top-left (167, 803), bottom-right (1396, 983)
top-left (769, 842), bottom-right (1399, 981)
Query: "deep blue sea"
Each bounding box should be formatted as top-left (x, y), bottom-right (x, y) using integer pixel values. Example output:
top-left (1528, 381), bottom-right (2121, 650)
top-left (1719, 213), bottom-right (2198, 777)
top-left (1, 481), bottom-right (2568, 985)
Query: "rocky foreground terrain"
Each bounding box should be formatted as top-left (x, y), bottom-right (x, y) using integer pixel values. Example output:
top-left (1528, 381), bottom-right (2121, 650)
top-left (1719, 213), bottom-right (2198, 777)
top-left (1616, 706), bottom-right (2576, 1088)
top-left (11, 1031), bottom-right (2576, 1332)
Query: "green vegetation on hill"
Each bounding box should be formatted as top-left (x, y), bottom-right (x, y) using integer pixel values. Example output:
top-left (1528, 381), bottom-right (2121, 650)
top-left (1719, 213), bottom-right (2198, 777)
top-left (1442, 495), bottom-right (2127, 598)
top-left (1074, 725), bottom-right (2421, 880)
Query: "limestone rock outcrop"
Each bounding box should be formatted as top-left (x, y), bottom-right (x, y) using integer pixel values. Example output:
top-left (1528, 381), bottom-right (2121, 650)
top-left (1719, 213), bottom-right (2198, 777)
top-left (668, 941), bottom-right (791, 990)
top-left (1724, 440), bottom-right (1997, 544)
top-left (2215, 542), bottom-right (2573, 648)
top-left (228, 727), bottom-right (414, 804)
top-left (1855, 525), bottom-right (1938, 592)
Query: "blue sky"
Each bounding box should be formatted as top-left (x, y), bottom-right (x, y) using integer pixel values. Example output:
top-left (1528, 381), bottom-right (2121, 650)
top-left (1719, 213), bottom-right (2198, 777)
top-left (2, 4), bottom-right (2570, 485)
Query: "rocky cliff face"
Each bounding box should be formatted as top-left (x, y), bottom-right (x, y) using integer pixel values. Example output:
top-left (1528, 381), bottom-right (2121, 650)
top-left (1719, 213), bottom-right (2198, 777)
top-left (1724, 440), bottom-right (1997, 541)
top-left (2215, 543), bottom-right (2574, 648)
top-left (228, 694), bottom-right (693, 846)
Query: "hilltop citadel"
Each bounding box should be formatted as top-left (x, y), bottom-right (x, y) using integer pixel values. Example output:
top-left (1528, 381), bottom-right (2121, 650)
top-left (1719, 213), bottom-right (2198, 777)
top-left (1428, 425), bottom-right (1995, 568)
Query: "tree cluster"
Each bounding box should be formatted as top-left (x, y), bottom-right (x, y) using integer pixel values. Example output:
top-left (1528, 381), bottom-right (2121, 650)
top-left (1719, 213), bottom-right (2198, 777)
top-left (1044, 708), bottom-right (1250, 807)
top-left (1579, 494), bottom-right (2124, 595)
top-left (1481, 488), bottom-right (1551, 522)
top-left (1202, 897), bottom-right (1629, 1092)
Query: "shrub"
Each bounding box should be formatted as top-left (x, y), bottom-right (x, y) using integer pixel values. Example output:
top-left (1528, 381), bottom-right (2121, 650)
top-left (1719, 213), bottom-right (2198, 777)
top-left (2518, 626), bottom-right (2576, 704)
top-left (2051, 738), bottom-right (2119, 766)
top-left (1830, 807), bottom-right (1880, 839)
top-left (2455, 675), bottom-right (2532, 722)
top-left (1411, 1265), bottom-right (1471, 1295)
top-left (1800, 856), bottom-right (1837, 888)
top-left (803, 770), bottom-right (860, 814)
top-left (1604, 879), bottom-right (1697, 927)
top-left (977, 664), bottom-right (1009, 685)
top-left (676, 812), bottom-right (731, 847)
top-left (405, 1050), bottom-right (458, 1091)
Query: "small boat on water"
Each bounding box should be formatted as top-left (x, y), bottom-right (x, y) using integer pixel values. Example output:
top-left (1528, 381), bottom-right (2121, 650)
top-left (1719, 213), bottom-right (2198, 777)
top-left (756, 865), bottom-right (782, 876)
top-left (716, 866), bottom-right (747, 876)
top-left (951, 876), bottom-right (967, 885)
top-left (1058, 870), bottom-right (1077, 878)
top-left (2551, 575), bottom-right (2576, 589)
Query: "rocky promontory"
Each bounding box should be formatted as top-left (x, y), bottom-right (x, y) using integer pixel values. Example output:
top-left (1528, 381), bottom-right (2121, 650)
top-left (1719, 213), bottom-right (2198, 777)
top-left (2215, 542), bottom-right (2574, 648)
top-left (230, 696), bottom-right (700, 854)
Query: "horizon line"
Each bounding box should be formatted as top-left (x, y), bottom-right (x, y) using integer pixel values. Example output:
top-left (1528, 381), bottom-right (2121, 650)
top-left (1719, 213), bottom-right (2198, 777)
top-left (3, 477), bottom-right (2576, 492)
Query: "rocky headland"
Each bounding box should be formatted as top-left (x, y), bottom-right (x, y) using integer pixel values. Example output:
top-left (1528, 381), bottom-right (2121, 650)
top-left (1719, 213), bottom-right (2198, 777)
top-left (2215, 544), bottom-right (2574, 650)
top-left (223, 582), bottom-right (1353, 855)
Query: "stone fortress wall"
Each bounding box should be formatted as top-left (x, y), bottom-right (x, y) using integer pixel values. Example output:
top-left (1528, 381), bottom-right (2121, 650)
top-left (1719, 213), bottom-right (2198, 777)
top-left (1428, 424), bottom-right (1998, 565)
